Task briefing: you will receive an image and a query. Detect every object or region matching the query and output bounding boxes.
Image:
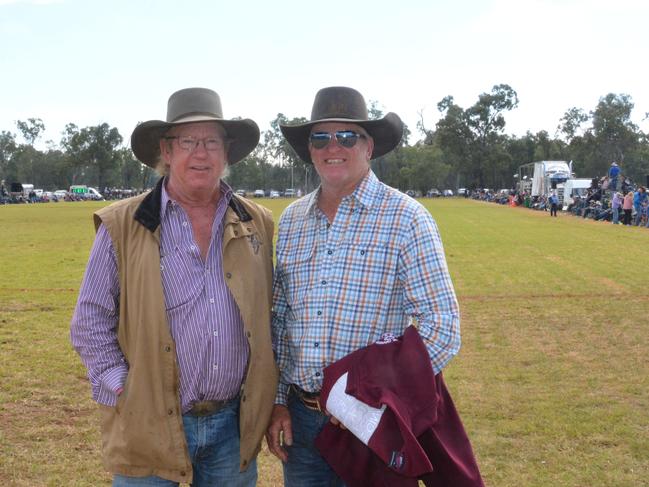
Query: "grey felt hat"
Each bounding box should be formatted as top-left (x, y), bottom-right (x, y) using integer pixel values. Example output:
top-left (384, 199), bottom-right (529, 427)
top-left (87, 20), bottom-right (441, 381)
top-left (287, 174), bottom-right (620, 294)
top-left (280, 86), bottom-right (403, 163)
top-left (131, 87), bottom-right (259, 167)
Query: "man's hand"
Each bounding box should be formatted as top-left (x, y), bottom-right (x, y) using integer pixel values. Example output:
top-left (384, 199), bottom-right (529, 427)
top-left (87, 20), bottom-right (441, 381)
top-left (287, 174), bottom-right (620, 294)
top-left (266, 404), bottom-right (293, 462)
top-left (328, 414), bottom-right (347, 430)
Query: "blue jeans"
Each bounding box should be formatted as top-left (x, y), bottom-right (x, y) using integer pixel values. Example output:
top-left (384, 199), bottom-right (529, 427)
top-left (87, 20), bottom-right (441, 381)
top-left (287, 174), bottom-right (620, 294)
top-left (113, 400), bottom-right (256, 487)
top-left (612, 207), bottom-right (619, 224)
top-left (634, 206), bottom-right (643, 225)
top-left (283, 392), bottom-right (345, 487)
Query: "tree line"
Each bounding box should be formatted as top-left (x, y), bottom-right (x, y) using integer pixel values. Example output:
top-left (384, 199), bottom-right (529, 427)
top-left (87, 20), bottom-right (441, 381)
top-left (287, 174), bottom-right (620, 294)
top-left (1, 84), bottom-right (648, 195)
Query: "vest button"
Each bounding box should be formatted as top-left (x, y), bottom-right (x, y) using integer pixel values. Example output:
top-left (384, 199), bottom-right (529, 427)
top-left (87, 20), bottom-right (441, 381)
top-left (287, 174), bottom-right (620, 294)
top-left (167, 409), bottom-right (173, 415)
top-left (234, 230), bottom-right (239, 236)
top-left (180, 471), bottom-right (186, 476)
top-left (242, 395), bottom-right (246, 402)
top-left (246, 331), bottom-right (251, 338)
top-left (226, 272), bottom-right (232, 279)
top-left (164, 346), bottom-right (171, 352)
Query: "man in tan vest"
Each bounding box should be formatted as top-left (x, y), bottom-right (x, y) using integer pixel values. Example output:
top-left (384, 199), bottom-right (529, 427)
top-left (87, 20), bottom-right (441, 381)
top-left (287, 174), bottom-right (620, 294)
top-left (71, 88), bottom-right (277, 486)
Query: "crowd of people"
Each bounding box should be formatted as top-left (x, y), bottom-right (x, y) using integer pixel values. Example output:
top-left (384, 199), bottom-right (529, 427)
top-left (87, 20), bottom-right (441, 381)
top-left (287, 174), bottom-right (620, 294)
top-left (0, 183), bottom-right (146, 204)
top-left (470, 164), bottom-right (649, 228)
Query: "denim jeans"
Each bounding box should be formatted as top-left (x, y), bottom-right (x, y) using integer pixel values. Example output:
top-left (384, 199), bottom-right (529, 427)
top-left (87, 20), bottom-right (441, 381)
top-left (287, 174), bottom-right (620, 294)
top-left (634, 206), bottom-right (643, 225)
top-left (612, 207), bottom-right (619, 224)
top-left (283, 392), bottom-right (346, 487)
top-left (113, 399), bottom-right (256, 487)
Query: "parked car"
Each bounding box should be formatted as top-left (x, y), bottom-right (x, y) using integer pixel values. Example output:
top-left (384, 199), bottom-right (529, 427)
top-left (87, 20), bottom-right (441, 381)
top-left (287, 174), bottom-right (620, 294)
top-left (284, 188), bottom-right (297, 197)
top-left (269, 190), bottom-right (280, 198)
top-left (443, 189), bottom-right (454, 197)
top-left (235, 189), bottom-right (247, 197)
top-left (53, 190), bottom-right (68, 199)
top-left (457, 188), bottom-right (468, 196)
top-left (253, 189), bottom-right (264, 198)
top-left (427, 188), bottom-right (441, 197)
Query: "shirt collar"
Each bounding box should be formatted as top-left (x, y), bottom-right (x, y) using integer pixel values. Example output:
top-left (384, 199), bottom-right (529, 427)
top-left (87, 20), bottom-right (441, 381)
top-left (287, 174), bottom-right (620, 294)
top-left (160, 178), bottom-right (233, 222)
top-left (303, 170), bottom-right (382, 219)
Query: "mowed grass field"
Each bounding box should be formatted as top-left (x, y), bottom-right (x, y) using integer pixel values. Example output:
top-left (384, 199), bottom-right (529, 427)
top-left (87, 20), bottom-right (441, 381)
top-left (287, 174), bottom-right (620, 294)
top-left (1, 197), bottom-right (648, 486)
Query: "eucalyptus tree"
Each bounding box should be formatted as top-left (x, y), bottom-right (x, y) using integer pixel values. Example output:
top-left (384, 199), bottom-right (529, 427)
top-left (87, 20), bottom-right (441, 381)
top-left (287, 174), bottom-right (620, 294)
top-left (61, 123), bottom-right (123, 190)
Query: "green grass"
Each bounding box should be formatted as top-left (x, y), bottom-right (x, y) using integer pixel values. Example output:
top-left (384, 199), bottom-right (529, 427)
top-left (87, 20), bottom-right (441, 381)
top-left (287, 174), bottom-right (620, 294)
top-left (1, 198), bottom-right (648, 486)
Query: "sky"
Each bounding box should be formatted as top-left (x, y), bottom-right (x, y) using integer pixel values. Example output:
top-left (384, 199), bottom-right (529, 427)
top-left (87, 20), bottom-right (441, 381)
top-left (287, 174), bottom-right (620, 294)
top-left (1, 0), bottom-right (648, 149)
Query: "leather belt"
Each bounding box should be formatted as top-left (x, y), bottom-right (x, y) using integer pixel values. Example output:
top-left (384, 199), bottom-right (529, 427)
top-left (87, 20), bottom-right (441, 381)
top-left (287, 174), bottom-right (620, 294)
top-left (291, 384), bottom-right (323, 412)
top-left (187, 399), bottom-right (231, 417)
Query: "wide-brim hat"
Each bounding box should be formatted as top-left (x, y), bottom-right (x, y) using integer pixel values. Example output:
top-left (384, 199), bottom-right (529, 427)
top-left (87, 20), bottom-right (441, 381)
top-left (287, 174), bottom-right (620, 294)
top-left (131, 87), bottom-right (259, 167)
top-left (280, 86), bottom-right (403, 164)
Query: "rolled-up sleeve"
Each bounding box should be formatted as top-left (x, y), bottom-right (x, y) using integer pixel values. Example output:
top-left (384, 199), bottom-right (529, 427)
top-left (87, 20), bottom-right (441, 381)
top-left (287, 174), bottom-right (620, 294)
top-left (70, 223), bottom-right (127, 406)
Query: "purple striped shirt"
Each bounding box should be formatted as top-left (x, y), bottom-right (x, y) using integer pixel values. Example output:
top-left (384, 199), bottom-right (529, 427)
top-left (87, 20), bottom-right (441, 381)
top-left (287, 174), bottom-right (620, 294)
top-left (70, 180), bottom-right (248, 413)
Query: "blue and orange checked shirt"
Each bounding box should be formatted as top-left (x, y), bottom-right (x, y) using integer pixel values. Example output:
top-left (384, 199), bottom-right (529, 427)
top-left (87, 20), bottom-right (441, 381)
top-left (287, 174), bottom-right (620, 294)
top-left (272, 171), bottom-right (461, 405)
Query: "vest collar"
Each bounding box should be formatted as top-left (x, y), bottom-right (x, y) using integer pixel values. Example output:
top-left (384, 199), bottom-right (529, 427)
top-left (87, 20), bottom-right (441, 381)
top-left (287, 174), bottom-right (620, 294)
top-left (134, 177), bottom-right (252, 232)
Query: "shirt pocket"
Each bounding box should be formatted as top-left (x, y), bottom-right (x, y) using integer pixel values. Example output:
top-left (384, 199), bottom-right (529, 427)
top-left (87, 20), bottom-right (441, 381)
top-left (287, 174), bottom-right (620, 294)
top-left (276, 242), bottom-right (315, 313)
top-left (160, 246), bottom-right (203, 311)
top-left (338, 241), bottom-right (399, 300)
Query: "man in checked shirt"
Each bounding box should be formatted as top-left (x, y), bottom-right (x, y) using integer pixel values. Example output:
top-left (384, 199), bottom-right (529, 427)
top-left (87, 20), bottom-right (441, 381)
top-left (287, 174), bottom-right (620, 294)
top-left (70, 88), bottom-right (277, 486)
top-left (266, 86), bottom-right (461, 486)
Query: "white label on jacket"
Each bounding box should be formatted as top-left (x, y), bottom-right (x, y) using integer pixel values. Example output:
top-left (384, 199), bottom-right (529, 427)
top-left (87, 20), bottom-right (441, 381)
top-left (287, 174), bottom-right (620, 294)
top-left (326, 372), bottom-right (386, 445)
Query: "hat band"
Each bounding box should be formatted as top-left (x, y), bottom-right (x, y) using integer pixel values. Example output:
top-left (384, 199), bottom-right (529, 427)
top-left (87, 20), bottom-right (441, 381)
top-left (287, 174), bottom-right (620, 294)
top-left (170, 113), bottom-right (223, 124)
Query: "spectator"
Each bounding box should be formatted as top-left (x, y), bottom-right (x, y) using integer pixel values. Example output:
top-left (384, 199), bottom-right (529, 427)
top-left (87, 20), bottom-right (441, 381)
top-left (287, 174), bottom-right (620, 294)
top-left (549, 192), bottom-right (559, 217)
top-left (608, 162), bottom-right (620, 192)
top-left (623, 191), bottom-right (634, 225)
top-left (633, 186), bottom-right (647, 226)
top-left (611, 192), bottom-right (622, 224)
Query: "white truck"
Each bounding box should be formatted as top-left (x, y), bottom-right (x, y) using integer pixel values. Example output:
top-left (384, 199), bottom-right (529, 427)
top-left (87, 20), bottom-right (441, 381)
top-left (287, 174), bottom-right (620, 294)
top-left (518, 161), bottom-right (571, 198)
top-left (560, 178), bottom-right (592, 209)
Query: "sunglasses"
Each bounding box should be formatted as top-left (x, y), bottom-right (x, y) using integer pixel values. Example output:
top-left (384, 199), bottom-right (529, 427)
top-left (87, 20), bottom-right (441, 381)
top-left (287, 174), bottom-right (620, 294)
top-left (309, 130), bottom-right (367, 150)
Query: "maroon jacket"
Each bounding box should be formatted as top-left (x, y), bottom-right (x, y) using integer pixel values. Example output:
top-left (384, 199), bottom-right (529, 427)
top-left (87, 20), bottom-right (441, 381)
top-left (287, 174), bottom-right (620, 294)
top-left (314, 326), bottom-right (484, 487)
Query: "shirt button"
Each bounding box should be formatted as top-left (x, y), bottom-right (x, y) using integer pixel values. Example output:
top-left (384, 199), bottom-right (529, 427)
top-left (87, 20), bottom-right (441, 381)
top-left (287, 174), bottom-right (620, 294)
top-left (315, 372), bottom-right (321, 377)
top-left (360, 250), bottom-right (365, 255)
top-left (213, 331), bottom-right (219, 337)
top-left (191, 245), bottom-right (196, 251)
top-left (209, 298), bottom-right (215, 303)
top-left (213, 364), bottom-right (218, 370)
top-left (317, 310), bottom-right (322, 316)
top-left (321, 280), bottom-right (327, 285)
top-left (160, 265), bottom-right (164, 271)
top-left (327, 250), bottom-right (332, 255)
top-left (182, 221), bottom-right (188, 227)
top-left (314, 342), bottom-right (319, 348)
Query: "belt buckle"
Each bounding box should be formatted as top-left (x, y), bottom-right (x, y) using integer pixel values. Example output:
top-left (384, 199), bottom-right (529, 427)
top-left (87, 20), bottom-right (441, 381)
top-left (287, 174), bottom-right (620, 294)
top-left (292, 385), bottom-right (322, 413)
top-left (188, 400), bottom-right (227, 417)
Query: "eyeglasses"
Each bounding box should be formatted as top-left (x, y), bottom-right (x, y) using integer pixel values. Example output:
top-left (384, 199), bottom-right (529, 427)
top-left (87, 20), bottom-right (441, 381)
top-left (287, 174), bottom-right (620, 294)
top-left (309, 130), bottom-right (366, 150)
top-left (165, 136), bottom-right (226, 152)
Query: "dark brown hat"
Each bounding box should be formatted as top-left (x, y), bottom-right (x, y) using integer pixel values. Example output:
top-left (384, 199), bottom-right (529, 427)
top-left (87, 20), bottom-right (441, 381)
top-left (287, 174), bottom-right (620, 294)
top-left (280, 86), bottom-right (403, 163)
top-left (131, 87), bottom-right (259, 167)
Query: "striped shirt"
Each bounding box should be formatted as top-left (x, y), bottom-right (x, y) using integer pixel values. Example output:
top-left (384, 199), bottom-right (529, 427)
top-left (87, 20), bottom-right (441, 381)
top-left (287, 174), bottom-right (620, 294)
top-left (272, 171), bottom-right (461, 405)
top-left (70, 180), bottom-right (248, 413)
